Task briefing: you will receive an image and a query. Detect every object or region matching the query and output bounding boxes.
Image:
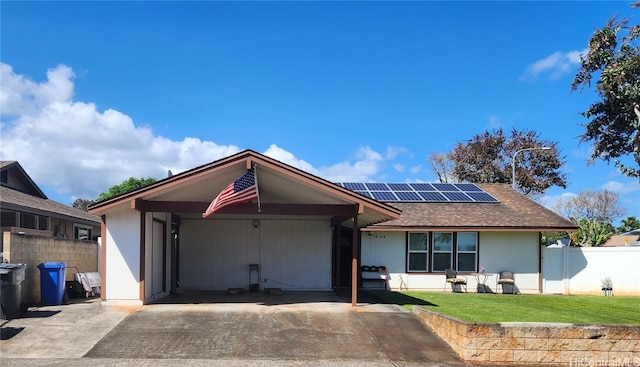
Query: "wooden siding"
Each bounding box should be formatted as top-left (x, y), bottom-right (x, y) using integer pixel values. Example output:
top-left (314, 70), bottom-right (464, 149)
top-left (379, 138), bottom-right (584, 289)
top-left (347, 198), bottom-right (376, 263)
top-left (105, 209), bottom-right (142, 302)
top-left (180, 218), bottom-right (332, 291)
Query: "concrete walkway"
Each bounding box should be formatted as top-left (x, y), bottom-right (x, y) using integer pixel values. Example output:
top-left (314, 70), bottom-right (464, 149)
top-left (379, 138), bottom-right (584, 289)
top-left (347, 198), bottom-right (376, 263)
top-left (1, 291), bottom-right (475, 366)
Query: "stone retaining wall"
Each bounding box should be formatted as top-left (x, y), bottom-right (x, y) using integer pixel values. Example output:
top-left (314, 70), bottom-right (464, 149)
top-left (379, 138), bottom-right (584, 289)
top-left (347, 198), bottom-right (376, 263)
top-left (2, 232), bottom-right (99, 305)
top-left (413, 306), bottom-right (640, 366)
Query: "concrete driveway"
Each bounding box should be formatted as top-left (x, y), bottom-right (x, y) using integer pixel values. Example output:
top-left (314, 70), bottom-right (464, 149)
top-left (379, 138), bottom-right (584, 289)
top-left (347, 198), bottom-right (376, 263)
top-left (1, 291), bottom-right (473, 367)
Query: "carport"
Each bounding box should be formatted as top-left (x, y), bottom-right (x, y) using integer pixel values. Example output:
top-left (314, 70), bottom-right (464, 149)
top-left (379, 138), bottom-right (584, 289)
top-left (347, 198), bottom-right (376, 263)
top-left (88, 150), bottom-right (401, 306)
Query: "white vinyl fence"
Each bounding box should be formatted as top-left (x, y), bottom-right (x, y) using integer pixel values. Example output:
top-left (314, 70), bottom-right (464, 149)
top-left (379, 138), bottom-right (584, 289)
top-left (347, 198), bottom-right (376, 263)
top-left (541, 245), bottom-right (640, 296)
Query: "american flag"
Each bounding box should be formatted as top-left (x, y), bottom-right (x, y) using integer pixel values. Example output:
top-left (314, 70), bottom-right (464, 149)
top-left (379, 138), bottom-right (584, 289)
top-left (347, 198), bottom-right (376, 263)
top-left (202, 168), bottom-right (258, 218)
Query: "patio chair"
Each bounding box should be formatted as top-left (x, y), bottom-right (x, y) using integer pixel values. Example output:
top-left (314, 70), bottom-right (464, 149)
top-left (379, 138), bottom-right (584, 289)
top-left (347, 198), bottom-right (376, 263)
top-left (444, 268), bottom-right (467, 293)
top-left (497, 270), bottom-right (516, 294)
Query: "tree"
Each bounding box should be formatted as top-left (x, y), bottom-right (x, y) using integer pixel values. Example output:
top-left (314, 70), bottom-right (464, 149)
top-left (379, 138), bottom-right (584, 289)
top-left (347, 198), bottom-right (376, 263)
top-left (448, 128), bottom-right (567, 195)
top-left (552, 189), bottom-right (626, 224)
top-left (72, 198), bottom-right (94, 212)
top-left (571, 3), bottom-right (640, 178)
top-left (95, 177), bottom-right (157, 202)
top-left (568, 218), bottom-right (614, 247)
top-left (617, 216), bottom-right (640, 233)
top-left (427, 152), bottom-right (459, 183)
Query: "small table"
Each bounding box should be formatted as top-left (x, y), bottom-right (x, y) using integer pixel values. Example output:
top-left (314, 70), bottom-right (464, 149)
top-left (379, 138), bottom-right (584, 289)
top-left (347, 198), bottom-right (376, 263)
top-left (471, 272), bottom-right (493, 293)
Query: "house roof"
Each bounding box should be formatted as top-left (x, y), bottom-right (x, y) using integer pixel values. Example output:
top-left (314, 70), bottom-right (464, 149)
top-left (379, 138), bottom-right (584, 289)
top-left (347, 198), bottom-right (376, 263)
top-left (0, 161), bottom-right (47, 199)
top-left (1, 186), bottom-right (100, 225)
top-left (367, 183), bottom-right (578, 232)
top-left (89, 150), bottom-right (402, 227)
top-left (603, 234), bottom-right (640, 247)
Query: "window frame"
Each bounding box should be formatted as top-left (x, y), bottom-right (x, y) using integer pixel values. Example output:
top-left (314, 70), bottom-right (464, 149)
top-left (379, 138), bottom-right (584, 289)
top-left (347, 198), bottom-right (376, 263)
top-left (73, 224), bottom-right (92, 241)
top-left (456, 232), bottom-right (478, 272)
top-left (431, 232), bottom-right (453, 272)
top-left (407, 232), bottom-right (430, 272)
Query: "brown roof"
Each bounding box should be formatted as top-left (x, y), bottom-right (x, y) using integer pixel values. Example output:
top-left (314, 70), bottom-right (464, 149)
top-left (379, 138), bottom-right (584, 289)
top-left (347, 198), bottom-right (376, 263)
top-left (603, 234), bottom-right (640, 247)
top-left (0, 186), bottom-right (100, 225)
top-left (369, 183), bottom-right (577, 231)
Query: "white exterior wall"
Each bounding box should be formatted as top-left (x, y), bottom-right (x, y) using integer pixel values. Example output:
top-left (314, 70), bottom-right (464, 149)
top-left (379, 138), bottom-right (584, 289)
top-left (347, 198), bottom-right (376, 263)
top-left (105, 209), bottom-right (142, 304)
top-left (478, 232), bottom-right (540, 293)
top-left (180, 218), bottom-right (332, 291)
top-left (144, 212), bottom-right (172, 303)
top-left (542, 246), bottom-right (640, 295)
top-left (361, 231), bottom-right (541, 293)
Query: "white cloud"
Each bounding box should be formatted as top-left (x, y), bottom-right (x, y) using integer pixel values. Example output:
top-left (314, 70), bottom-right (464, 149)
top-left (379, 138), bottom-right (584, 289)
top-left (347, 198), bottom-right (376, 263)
top-left (393, 163), bottom-right (406, 173)
top-left (520, 49), bottom-right (587, 81)
top-left (410, 164), bottom-right (423, 174)
top-left (600, 180), bottom-right (640, 195)
top-left (0, 63), bottom-right (240, 199)
top-left (0, 63), bottom-right (393, 200)
top-left (538, 192), bottom-right (577, 211)
top-left (385, 146), bottom-right (409, 160)
top-left (263, 144), bottom-right (318, 175)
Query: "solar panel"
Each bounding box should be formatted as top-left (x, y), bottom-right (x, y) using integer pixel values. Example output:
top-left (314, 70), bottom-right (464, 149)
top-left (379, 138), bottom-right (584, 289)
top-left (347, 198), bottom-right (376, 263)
top-left (365, 182), bottom-right (389, 191)
top-left (442, 191), bottom-right (472, 202)
top-left (455, 183), bottom-right (482, 192)
top-left (409, 183), bottom-right (435, 191)
top-left (387, 183), bottom-right (411, 191)
top-left (394, 191), bottom-right (422, 201)
top-left (370, 191), bottom-right (397, 201)
top-left (337, 182), bottom-right (499, 203)
top-left (342, 182), bottom-right (367, 190)
top-left (466, 192), bottom-right (499, 202)
top-left (431, 183), bottom-right (459, 191)
top-left (418, 191), bottom-right (447, 201)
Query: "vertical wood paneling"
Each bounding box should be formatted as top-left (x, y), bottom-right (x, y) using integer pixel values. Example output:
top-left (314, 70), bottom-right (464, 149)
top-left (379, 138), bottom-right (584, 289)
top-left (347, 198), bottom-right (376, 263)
top-left (179, 218), bottom-right (331, 290)
top-left (105, 209), bottom-right (141, 300)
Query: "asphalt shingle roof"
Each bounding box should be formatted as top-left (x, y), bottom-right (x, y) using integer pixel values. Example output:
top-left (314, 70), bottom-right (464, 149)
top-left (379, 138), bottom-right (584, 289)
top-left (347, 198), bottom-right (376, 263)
top-left (370, 183), bottom-right (577, 231)
top-left (0, 186), bottom-right (100, 225)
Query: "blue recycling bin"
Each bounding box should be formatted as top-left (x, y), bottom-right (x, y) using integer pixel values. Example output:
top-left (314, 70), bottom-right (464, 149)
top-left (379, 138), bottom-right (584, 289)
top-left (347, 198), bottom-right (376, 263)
top-left (37, 262), bottom-right (67, 305)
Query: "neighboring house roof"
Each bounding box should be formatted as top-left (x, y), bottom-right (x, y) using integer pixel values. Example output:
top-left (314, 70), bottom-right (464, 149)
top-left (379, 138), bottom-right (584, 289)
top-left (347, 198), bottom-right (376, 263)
top-left (0, 161), bottom-right (99, 226)
top-left (0, 160), bottom-right (47, 198)
top-left (1, 186), bottom-right (100, 225)
top-left (367, 183), bottom-right (578, 231)
top-left (603, 234), bottom-right (640, 247)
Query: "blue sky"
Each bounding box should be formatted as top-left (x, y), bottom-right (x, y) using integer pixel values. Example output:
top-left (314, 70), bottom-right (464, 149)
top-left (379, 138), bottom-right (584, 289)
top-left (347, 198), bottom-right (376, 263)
top-left (1, 1), bottom-right (638, 223)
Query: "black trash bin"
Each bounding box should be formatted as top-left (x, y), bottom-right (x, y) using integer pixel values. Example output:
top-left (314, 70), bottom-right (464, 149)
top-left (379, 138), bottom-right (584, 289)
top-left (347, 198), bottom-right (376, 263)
top-left (37, 262), bottom-right (67, 306)
top-left (0, 263), bottom-right (27, 319)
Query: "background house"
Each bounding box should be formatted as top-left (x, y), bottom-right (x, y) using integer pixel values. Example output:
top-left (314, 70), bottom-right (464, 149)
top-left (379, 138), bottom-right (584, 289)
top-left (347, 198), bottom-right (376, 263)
top-left (1, 161), bottom-right (101, 304)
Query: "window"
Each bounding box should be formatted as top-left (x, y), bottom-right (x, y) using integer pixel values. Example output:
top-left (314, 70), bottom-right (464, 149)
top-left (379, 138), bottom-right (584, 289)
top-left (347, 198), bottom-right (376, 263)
top-left (20, 213), bottom-right (36, 229)
top-left (37, 215), bottom-right (49, 230)
top-left (1, 210), bottom-right (17, 227)
top-left (408, 232), bottom-right (429, 271)
top-left (457, 232), bottom-right (478, 272)
top-left (432, 232), bottom-right (453, 272)
top-left (74, 225), bottom-right (92, 241)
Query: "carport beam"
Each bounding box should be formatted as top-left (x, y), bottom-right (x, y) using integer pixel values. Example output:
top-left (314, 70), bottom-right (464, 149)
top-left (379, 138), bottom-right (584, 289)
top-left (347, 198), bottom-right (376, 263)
top-left (351, 213), bottom-right (359, 307)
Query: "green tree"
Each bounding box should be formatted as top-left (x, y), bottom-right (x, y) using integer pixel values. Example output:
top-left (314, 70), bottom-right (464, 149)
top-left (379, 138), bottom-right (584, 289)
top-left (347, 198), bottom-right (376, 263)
top-left (571, 3), bottom-right (640, 178)
top-left (449, 128), bottom-right (567, 195)
top-left (72, 198), bottom-right (94, 212)
top-left (617, 216), bottom-right (640, 233)
top-left (568, 218), bottom-right (614, 247)
top-left (95, 177), bottom-right (157, 202)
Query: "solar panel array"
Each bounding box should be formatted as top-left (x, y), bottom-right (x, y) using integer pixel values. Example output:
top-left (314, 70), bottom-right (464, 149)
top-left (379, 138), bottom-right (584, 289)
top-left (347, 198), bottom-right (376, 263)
top-left (336, 182), bottom-right (499, 203)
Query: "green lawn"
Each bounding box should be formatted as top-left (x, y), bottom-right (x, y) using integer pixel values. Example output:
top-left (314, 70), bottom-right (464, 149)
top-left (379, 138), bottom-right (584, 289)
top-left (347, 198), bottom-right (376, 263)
top-left (368, 290), bottom-right (640, 324)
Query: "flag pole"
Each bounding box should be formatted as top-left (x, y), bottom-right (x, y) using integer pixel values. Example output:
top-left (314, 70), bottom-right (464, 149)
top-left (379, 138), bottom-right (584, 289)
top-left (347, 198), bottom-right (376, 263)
top-left (254, 164), bottom-right (262, 213)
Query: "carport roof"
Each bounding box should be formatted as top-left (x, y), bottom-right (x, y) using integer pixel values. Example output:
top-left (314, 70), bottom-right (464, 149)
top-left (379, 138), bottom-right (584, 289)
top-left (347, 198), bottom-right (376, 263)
top-left (88, 150), bottom-right (402, 227)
